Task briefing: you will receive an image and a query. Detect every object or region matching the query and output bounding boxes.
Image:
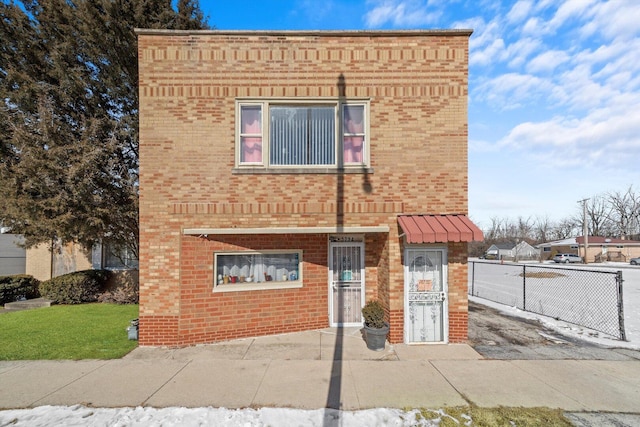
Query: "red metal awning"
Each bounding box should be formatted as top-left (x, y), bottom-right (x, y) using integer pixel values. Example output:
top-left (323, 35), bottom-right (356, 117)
top-left (398, 214), bottom-right (484, 244)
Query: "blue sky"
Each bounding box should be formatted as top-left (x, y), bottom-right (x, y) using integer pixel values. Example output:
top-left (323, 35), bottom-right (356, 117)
top-left (199, 0), bottom-right (640, 229)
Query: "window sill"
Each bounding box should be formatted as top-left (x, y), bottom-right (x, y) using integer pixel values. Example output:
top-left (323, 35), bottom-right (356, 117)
top-left (213, 281), bottom-right (303, 293)
top-left (233, 167), bottom-right (374, 175)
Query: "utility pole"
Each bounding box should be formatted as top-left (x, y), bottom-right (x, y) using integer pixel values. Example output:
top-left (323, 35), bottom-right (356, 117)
top-left (579, 198), bottom-right (589, 264)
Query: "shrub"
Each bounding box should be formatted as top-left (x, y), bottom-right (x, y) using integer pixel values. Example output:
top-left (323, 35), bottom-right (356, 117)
top-left (98, 270), bottom-right (139, 304)
top-left (0, 275), bottom-right (40, 305)
top-left (362, 299), bottom-right (386, 329)
top-left (39, 270), bottom-right (112, 304)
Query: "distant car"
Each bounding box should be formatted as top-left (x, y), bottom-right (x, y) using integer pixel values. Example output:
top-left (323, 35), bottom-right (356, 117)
top-left (553, 253), bottom-right (583, 263)
top-left (631, 257), bottom-right (640, 266)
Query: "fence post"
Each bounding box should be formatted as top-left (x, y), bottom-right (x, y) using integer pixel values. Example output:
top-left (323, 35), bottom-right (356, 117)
top-left (471, 261), bottom-right (475, 296)
top-left (616, 271), bottom-right (626, 341)
top-left (522, 264), bottom-right (526, 311)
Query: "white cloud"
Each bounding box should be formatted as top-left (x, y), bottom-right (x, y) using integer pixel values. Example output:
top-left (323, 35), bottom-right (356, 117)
top-left (452, 16), bottom-right (484, 32)
top-left (360, 0), bottom-right (640, 201)
top-left (468, 18), bottom-right (496, 50)
top-left (527, 50), bottom-right (570, 73)
top-left (521, 16), bottom-right (543, 35)
top-left (462, 0), bottom-right (640, 223)
top-left (499, 103), bottom-right (640, 170)
top-left (470, 37), bottom-right (505, 67)
top-left (546, 0), bottom-right (597, 33)
top-left (363, 0), bottom-right (440, 28)
top-left (580, 1), bottom-right (640, 40)
top-left (505, 37), bottom-right (541, 68)
top-left (581, 37), bottom-right (640, 86)
top-left (531, 0), bottom-right (556, 13)
top-left (506, 0), bottom-right (533, 24)
top-left (553, 64), bottom-right (617, 111)
top-left (511, 0), bottom-right (593, 36)
top-left (474, 73), bottom-right (553, 110)
top-left (469, 137), bottom-right (500, 153)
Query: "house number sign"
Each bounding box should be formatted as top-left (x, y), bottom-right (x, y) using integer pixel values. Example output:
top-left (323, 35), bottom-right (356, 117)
top-left (329, 235), bottom-right (363, 243)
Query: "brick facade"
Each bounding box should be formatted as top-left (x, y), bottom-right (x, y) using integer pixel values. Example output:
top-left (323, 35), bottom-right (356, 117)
top-left (137, 30), bottom-right (476, 347)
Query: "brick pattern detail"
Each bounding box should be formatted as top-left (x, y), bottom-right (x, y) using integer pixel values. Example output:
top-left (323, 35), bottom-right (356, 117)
top-left (447, 242), bottom-right (470, 343)
top-left (177, 234), bottom-right (329, 345)
top-left (171, 201), bottom-right (404, 215)
top-left (138, 31), bottom-right (471, 346)
top-left (139, 315), bottom-right (180, 346)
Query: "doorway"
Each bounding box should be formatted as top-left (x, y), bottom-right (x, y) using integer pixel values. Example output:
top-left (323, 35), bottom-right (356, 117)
top-left (404, 247), bottom-right (448, 343)
top-left (329, 238), bottom-right (364, 327)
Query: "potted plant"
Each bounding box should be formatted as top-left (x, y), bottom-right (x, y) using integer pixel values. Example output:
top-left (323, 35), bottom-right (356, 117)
top-left (362, 299), bottom-right (390, 351)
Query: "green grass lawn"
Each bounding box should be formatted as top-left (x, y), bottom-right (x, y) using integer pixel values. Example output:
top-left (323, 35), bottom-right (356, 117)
top-left (0, 304), bottom-right (139, 360)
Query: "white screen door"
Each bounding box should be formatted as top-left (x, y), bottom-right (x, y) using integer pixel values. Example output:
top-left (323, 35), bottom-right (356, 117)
top-left (404, 248), bottom-right (448, 343)
top-left (329, 241), bottom-right (364, 326)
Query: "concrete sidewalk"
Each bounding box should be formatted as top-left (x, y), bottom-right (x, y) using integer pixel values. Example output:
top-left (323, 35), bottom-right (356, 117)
top-left (1, 327), bottom-right (639, 413)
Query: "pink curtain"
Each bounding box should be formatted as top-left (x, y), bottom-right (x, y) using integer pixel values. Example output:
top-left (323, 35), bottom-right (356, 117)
top-left (343, 106), bottom-right (364, 163)
top-left (241, 107), bottom-right (262, 163)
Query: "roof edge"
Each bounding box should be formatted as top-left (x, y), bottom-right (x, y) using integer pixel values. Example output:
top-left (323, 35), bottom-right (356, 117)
top-left (134, 28), bottom-right (474, 37)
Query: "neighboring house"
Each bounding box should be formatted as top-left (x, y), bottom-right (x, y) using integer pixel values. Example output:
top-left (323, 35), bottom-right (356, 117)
top-left (25, 241), bottom-right (137, 281)
top-left (537, 236), bottom-right (640, 262)
top-left (536, 237), bottom-right (579, 260)
top-left (0, 233), bottom-right (26, 276)
top-left (26, 241), bottom-right (92, 281)
top-left (485, 243), bottom-right (515, 260)
top-left (513, 241), bottom-right (540, 260)
top-left (136, 29), bottom-right (483, 347)
top-left (485, 242), bottom-right (538, 261)
top-left (576, 236), bottom-right (640, 263)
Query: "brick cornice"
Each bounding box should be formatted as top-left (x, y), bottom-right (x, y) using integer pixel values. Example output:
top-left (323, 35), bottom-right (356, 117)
top-left (170, 201), bottom-right (404, 215)
top-left (135, 29), bottom-right (473, 37)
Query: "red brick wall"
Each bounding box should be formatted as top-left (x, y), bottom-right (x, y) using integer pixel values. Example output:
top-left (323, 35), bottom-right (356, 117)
top-left (140, 232), bottom-right (393, 346)
top-left (448, 242), bottom-right (469, 343)
top-left (175, 234), bottom-right (329, 345)
top-left (137, 30), bottom-right (472, 346)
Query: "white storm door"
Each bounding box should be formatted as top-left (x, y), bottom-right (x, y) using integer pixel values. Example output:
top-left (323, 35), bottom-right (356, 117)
top-left (329, 241), bottom-right (364, 327)
top-left (404, 248), bottom-right (448, 343)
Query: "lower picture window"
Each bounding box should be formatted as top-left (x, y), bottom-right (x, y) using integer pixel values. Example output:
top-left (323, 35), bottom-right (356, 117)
top-left (214, 251), bottom-right (301, 289)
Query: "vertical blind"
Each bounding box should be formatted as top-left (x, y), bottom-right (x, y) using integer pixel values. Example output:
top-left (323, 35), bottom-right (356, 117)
top-left (270, 106), bottom-right (335, 165)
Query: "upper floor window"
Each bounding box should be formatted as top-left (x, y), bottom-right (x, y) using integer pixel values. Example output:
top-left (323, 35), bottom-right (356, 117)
top-left (237, 99), bottom-right (369, 170)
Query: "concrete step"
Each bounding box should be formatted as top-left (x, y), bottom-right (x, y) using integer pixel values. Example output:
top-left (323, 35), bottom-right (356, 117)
top-left (3, 298), bottom-right (53, 311)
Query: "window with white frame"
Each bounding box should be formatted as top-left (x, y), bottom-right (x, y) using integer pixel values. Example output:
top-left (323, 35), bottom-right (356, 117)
top-left (237, 100), bottom-right (369, 169)
top-left (214, 250), bottom-right (302, 291)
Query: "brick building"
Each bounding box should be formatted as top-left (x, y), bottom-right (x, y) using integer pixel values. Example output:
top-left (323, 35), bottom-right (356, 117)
top-left (136, 29), bottom-right (483, 347)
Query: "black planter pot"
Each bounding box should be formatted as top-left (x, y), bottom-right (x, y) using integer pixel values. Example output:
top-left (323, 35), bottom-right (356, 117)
top-left (363, 323), bottom-right (390, 351)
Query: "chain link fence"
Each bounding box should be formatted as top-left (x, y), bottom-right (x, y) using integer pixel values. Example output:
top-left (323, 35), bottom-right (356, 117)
top-left (468, 261), bottom-right (626, 341)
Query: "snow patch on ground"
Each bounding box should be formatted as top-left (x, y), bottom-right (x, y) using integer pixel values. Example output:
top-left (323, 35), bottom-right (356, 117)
top-left (469, 260), bottom-right (640, 349)
top-left (0, 405), bottom-right (461, 426)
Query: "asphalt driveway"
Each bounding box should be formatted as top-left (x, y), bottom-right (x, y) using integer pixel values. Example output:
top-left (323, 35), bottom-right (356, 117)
top-left (468, 301), bottom-right (640, 361)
